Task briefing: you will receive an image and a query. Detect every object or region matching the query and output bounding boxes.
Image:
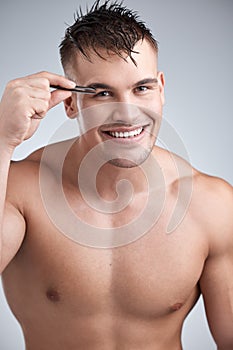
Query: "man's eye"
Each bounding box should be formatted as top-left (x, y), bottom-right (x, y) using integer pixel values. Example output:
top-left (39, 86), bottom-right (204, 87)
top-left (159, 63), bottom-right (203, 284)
top-left (94, 90), bottom-right (111, 98)
top-left (135, 86), bottom-right (149, 93)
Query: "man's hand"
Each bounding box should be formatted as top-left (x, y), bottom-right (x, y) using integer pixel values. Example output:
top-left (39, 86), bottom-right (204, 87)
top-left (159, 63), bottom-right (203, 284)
top-left (0, 71), bottom-right (75, 150)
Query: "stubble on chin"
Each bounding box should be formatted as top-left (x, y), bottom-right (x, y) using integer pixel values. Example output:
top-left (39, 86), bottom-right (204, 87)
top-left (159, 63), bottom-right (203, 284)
top-left (106, 148), bottom-right (152, 169)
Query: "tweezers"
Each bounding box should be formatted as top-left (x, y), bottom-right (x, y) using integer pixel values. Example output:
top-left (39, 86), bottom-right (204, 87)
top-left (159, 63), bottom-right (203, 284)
top-left (50, 84), bottom-right (96, 94)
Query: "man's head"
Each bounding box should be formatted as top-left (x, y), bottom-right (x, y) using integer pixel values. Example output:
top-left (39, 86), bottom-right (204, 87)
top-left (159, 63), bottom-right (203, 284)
top-left (59, 0), bottom-right (158, 77)
top-left (59, 0), bottom-right (165, 168)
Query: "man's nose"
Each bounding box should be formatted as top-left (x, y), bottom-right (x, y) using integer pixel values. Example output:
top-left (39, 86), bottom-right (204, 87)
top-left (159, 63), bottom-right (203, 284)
top-left (111, 101), bottom-right (141, 124)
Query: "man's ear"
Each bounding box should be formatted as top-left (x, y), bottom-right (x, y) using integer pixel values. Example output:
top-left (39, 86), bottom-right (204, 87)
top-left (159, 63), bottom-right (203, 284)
top-left (157, 71), bottom-right (165, 105)
top-left (64, 95), bottom-right (78, 119)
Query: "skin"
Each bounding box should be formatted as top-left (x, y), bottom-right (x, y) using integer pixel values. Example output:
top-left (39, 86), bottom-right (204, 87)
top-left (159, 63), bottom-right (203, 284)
top-left (0, 39), bottom-right (233, 350)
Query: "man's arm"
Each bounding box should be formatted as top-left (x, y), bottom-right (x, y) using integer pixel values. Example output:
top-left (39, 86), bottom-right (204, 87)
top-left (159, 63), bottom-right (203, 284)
top-left (199, 177), bottom-right (233, 350)
top-left (0, 71), bottom-right (75, 273)
top-left (0, 145), bottom-right (26, 273)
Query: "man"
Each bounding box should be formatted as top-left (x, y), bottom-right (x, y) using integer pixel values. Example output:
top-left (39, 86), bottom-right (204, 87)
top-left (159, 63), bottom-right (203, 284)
top-left (0, 0), bottom-right (232, 349)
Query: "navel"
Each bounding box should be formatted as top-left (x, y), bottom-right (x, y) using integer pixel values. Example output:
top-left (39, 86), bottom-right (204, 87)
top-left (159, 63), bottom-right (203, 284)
top-left (46, 288), bottom-right (60, 302)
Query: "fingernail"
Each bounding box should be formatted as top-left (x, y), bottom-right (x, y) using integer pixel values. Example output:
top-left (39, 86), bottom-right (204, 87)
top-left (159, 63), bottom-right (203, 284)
top-left (68, 80), bottom-right (76, 87)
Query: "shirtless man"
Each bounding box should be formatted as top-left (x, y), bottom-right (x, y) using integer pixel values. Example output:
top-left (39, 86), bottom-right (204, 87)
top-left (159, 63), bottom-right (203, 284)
top-left (0, 1), bottom-right (233, 349)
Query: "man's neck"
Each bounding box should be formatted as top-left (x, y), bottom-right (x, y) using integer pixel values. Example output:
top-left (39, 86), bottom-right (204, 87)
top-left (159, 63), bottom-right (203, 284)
top-left (70, 138), bottom-right (162, 203)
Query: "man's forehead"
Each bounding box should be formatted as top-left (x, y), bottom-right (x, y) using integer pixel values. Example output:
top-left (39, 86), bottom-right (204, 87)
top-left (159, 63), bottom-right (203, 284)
top-left (73, 38), bottom-right (157, 65)
top-left (69, 39), bottom-right (157, 86)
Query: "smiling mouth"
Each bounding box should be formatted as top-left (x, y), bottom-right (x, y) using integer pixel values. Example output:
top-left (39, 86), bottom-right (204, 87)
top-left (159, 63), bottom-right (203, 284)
top-left (103, 127), bottom-right (144, 139)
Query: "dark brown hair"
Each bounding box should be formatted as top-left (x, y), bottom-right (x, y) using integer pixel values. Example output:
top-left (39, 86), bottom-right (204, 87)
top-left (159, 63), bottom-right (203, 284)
top-left (59, 0), bottom-right (158, 71)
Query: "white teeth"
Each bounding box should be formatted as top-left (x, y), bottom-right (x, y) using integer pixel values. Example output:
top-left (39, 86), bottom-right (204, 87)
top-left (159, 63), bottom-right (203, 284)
top-left (109, 127), bottom-right (143, 138)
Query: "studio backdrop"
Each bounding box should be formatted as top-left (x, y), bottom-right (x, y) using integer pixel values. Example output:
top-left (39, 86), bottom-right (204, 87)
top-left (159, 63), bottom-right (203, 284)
top-left (0, 1), bottom-right (232, 349)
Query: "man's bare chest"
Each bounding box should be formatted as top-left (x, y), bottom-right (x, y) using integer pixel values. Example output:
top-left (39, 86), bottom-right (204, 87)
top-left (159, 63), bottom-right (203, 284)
top-left (2, 199), bottom-right (206, 321)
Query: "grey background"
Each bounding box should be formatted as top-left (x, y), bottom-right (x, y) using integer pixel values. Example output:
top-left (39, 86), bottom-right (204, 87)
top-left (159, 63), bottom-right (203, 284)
top-left (0, 0), bottom-right (232, 349)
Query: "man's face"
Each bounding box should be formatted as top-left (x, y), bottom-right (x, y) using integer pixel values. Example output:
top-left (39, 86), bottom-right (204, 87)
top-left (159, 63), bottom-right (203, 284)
top-left (65, 39), bottom-right (165, 168)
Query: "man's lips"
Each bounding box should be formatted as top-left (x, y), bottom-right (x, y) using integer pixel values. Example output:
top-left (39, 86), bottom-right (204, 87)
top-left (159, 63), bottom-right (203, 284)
top-left (100, 124), bottom-right (149, 133)
top-left (99, 125), bottom-right (149, 142)
top-left (106, 126), bottom-right (143, 137)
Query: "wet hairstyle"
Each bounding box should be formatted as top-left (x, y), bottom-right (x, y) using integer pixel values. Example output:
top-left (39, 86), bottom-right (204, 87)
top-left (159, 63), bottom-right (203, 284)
top-left (59, 0), bottom-right (158, 72)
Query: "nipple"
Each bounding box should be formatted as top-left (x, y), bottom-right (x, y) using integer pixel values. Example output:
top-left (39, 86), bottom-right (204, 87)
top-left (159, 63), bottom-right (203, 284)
top-left (46, 288), bottom-right (60, 302)
top-left (171, 302), bottom-right (183, 312)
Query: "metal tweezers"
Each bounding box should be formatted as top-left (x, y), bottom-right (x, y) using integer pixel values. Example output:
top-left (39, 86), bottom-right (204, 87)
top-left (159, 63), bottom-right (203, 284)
top-left (50, 84), bottom-right (96, 94)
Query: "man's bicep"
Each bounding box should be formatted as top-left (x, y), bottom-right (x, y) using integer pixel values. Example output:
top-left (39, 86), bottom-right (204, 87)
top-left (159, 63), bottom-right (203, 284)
top-left (199, 180), bottom-right (233, 349)
top-left (0, 202), bottom-right (26, 273)
top-left (199, 249), bottom-right (233, 348)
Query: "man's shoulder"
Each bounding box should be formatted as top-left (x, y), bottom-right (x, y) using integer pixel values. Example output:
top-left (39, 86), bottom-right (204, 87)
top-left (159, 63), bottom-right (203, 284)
top-left (190, 171), bottom-right (233, 252)
top-left (26, 138), bottom-right (76, 163)
top-left (192, 171), bottom-right (233, 208)
top-left (10, 138), bottom-right (76, 171)
top-left (154, 146), bottom-right (232, 199)
top-left (8, 139), bottom-right (74, 192)
top-left (154, 146), bottom-right (233, 230)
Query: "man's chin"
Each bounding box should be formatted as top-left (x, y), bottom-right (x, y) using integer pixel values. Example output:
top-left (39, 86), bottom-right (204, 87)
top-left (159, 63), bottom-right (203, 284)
top-left (107, 151), bottom-right (151, 169)
top-left (108, 159), bottom-right (138, 168)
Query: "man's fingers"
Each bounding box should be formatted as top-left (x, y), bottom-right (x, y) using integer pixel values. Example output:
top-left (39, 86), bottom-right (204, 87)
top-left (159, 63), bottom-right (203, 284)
top-left (26, 87), bottom-right (51, 100)
top-left (49, 90), bottom-right (72, 110)
top-left (7, 71), bottom-right (76, 116)
top-left (28, 98), bottom-right (49, 119)
top-left (25, 71), bottom-right (76, 111)
top-left (27, 71), bottom-right (75, 89)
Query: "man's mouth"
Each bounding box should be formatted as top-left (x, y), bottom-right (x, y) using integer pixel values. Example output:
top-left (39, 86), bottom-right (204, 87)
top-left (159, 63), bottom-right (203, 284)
top-left (106, 127), bottom-right (143, 138)
top-left (102, 126), bottom-right (146, 140)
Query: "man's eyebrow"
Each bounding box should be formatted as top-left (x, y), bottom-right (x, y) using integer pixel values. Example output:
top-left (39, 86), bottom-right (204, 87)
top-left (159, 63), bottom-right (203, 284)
top-left (133, 78), bottom-right (158, 87)
top-left (86, 78), bottom-right (158, 90)
top-left (86, 83), bottom-right (113, 90)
